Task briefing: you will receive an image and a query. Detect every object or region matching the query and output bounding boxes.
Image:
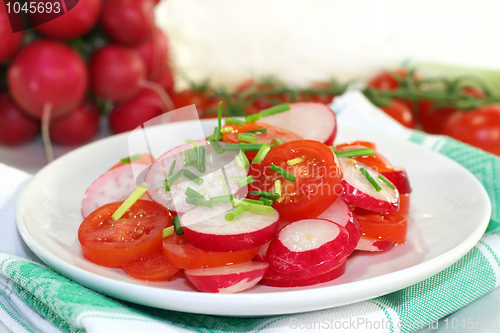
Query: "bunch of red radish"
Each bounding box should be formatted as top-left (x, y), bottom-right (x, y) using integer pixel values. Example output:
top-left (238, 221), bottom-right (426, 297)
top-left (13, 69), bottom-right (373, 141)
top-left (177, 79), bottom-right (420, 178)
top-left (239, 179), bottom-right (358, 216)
top-left (0, 0), bottom-right (173, 158)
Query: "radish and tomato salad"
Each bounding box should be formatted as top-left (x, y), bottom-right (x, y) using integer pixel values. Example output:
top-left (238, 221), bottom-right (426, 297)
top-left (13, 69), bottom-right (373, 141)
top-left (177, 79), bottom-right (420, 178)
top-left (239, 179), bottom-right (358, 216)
top-left (78, 102), bottom-right (412, 293)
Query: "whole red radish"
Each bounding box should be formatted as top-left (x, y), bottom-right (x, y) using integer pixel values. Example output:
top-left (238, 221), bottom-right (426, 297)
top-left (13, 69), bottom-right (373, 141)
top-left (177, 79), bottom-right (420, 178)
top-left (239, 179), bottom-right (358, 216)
top-left (0, 94), bottom-right (40, 146)
top-left (154, 65), bottom-right (175, 97)
top-left (108, 89), bottom-right (164, 133)
top-left (90, 45), bottom-right (146, 103)
top-left (100, 0), bottom-right (155, 45)
top-left (132, 28), bottom-right (170, 80)
top-left (0, 7), bottom-right (24, 62)
top-left (7, 40), bottom-right (88, 119)
top-left (49, 101), bottom-right (100, 145)
top-left (34, 0), bottom-right (102, 40)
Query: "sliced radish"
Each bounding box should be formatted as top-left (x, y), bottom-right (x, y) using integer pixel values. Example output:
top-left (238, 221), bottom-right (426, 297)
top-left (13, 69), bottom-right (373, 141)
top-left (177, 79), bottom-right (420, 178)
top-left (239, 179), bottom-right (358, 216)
top-left (317, 198), bottom-right (361, 256)
top-left (180, 203), bottom-right (279, 252)
top-left (340, 158), bottom-right (399, 213)
top-left (381, 168), bottom-right (412, 194)
top-left (266, 219), bottom-right (349, 280)
top-left (259, 102), bottom-right (337, 145)
top-left (355, 236), bottom-right (394, 252)
top-left (253, 241), bottom-right (270, 262)
top-left (260, 259), bottom-right (346, 287)
top-left (145, 140), bottom-right (248, 214)
top-left (81, 163), bottom-right (150, 218)
top-left (184, 261), bottom-right (269, 293)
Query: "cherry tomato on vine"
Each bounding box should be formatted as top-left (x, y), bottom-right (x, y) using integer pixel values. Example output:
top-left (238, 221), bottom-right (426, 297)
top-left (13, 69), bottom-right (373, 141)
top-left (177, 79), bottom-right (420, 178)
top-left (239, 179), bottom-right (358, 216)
top-left (171, 88), bottom-right (221, 117)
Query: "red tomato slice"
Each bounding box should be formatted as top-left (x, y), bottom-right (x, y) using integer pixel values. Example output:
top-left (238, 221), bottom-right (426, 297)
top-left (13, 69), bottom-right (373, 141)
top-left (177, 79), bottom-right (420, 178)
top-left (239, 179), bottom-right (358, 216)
top-left (335, 142), bottom-right (394, 173)
top-left (162, 234), bottom-right (258, 269)
top-left (248, 140), bottom-right (343, 222)
top-left (78, 200), bottom-right (172, 267)
top-left (399, 193), bottom-right (410, 215)
top-left (122, 252), bottom-right (180, 281)
top-left (355, 212), bottom-right (407, 243)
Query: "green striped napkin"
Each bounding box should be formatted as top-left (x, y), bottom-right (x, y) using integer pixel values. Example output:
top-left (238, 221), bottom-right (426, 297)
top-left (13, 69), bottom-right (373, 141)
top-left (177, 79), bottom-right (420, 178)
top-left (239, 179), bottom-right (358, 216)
top-left (1, 91), bottom-right (498, 332)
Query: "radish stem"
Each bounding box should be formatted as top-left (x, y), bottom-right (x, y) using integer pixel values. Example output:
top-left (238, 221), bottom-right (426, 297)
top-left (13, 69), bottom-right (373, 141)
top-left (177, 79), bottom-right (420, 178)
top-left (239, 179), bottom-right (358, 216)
top-left (41, 104), bottom-right (54, 164)
top-left (140, 80), bottom-right (174, 111)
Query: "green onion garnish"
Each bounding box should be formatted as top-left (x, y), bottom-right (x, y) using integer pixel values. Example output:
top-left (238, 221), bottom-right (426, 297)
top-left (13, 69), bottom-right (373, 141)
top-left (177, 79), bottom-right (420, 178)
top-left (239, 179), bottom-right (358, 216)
top-left (258, 197), bottom-right (274, 206)
top-left (112, 182), bottom-right (150, 220)
top-left (329, 146), bottom-right (338, 153)
top-left (185, 197), bottom-right (213, 208)
top-left (183, 169), bottom-right (204, 185)
top-left (210, 194), bottom-right (234, 203)
top-left (237, 176), bottom-right (255, 188)
top-left (245, 127), bottom-right (267, 133)
top-left (164, 169), bottom-right (184, 191)
top-left (336, 148), bottom-right (375, 158)
top-left (237, 201), bottom-right (274, 215)
top-left (270, 164), bottom-right (296, 182)
top-left (241, 198), bottom-right (264, 205)
top-left (171, 215), bottom-right (184, 235)
top-left (225, 206), bottom-right (245, 221)
top-left (271, 138), bottom-right (285, 146)
top-left (185, 187), bottom-right (204, 200)
top-left (225, 118), bottom-right (245, 126)
top-left (252, 144), bottom-right (271, 164)
top-left (217, 101), bottom-right (223, 140)
top-left (237, 133), bottom-right (257, 143)
top-left (183, 149), bottom-right (191, 166)
top-left (191, 143), bottom-right (199, 168)
top-left (197, 146), bottom-right (206, 173)
top-left (259, 103), bottom-right (290, 117)
top-left (248, 190), bottom-right (280, 199)
top-left (287, 157), bottom-right (303, 166)
top-left (360, 167), bottom-right (382, 192)
top-left (162, 226), bottom-right (174, 238)
top-left (275, 179), bottom-right (282, 196)
top-left (208, 138), bottom-right (225, 154)
top-left (378, 174), bottom-right (396, 190)
top-left (220, 127), bottom-right (233, 133)
top-left (245, 113), bottom-right (262, 123)
top-left (225, 143), bottom-right (264, 151)
top-left (235, 149), bottom-right (250, 170)
top-left (168, 160), bottom-right (176, 177)
top-left (120, 153), bottom-right (141, 164)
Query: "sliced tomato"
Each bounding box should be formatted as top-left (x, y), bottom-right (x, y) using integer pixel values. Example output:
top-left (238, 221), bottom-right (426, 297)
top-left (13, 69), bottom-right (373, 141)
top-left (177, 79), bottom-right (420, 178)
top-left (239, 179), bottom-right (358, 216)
top-left (248, 140), bottom-right (343, 222)
top-left (335, 142), bottom-right (394, 172)
top-left (399, 193), bottom-right (410, 215)
top-left (110, 153), bottom-right (155, 170)
top-left (122, 252), bottom-right (180, 281)
top-left (355, 212), bottom-right (407, 243)
top-left (162, 233), bottom-right (258, 269)
top-left (78, 200), bottom-right (172, 267)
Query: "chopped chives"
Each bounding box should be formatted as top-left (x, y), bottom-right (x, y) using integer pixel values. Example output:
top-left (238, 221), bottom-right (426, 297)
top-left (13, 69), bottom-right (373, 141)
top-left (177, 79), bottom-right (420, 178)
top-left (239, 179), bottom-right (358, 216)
top-left (252, 144), bottom-right (271, 164)
top-left (241, 198), bottom-right (264, 205)
top-left (237, 201), bottom-right (274, 215)
top-left (210, 194), bottom-right (234, 203)
top-left (199, 190), bottom-right (206, 195)
top-left (171, 215), bottom-right (184, 235)
top-left (245, 127), bottom-right (267, 133)
top-left (237, 176), bottom-right (255, 188)
top-left (120, 153), bottom-right (141, 164)
top-left (164, 169), bottom-right (184, 191)
top-left (237, 133), bottom-right (257, 143)
top-left (225, 143), bottom-right (264, 151)
top-left (184, 138), bottom-right (197, 143)
top-left (197, 146), bottom-right (206, 173)
top-left (259, 103), bottom-right (290, 117)
top-left (271, 138), bottom-right (285, 146)
top-left (235, 150), bottom-right (250, 170)
top-left (245, 113), bottom-right (261, 123)
top-left (185, 187), bottom-right (204, 200)
top-left (249, 190), bottom-right (280, 199)
top-left (208, 138), bottom-right (225, 154)
top-left (275, 179), bottom-right (282, 196)
top-left (162, 226), bottom-right (174, 238)
top-left (220, 126), bottom-right (233, 133)
top-left (183, 149), bottom-right (191, 166)
top-left (378, 174), bottom-right (396, 190)
top-left (183, 169), bottom-right (204, 185)
top-left (360, 167), bottom-right (382, 192)
top-left (270, 163), bottom-right (296, 182)
top-left (225, 206), bottom-right (245, 221)
top-left (185, 197), bottom-right (213, 208)
top-left (112, 182), bottom-right (150, 220)
top-left (336, 148), bottom-right (375, 158)
top-left (287, 157), bottom-right (304, 166)
top-left (258, 197), bottom-right (274, 206)
top-left (168, 160), bottom-right (176, 177)
top-left (217, 101), bottom-right (223, 139)
top-left (191, 144), bottom-right (199, 168)
top-left (225, 117), bottom-right (245, 126)
top-left (329, 146), bottom-right (338, 153)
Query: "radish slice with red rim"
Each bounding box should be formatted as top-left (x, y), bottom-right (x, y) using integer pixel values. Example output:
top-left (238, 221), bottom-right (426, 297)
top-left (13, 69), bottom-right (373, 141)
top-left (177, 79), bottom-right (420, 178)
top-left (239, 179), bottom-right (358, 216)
top-left (355, 236), bottom-right (394, 252)
top-left (184, 261), bottom-right (269, 293)
top-left (259, 102), bottom-right (337, 145)
top-left (266, 219), bottom-right (349, 279)
top-left (340, 158), bottom-right (399, 213)
top-left (81, 163), bottom-right (150, 218)
top-left (381, 167), bottom-right (412, 194)
top-left (180, 202), bottom-right (279, 252)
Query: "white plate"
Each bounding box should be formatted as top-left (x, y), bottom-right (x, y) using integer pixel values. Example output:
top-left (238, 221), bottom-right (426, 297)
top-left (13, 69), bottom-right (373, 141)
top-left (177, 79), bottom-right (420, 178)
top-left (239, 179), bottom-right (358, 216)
top-left (16, 120), bottom-right (491, 316)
